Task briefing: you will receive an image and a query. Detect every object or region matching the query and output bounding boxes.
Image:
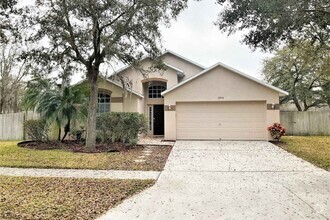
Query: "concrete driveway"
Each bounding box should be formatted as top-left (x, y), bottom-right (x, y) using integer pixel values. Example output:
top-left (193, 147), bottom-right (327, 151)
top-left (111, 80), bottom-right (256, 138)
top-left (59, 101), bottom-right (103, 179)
top-left (99, 141), bottom-right (330, 220)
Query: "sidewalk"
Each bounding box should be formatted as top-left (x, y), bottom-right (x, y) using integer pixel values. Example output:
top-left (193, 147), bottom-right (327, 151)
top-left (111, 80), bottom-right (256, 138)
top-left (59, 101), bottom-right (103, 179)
top-left (0, 167), bottom-right (160, 180)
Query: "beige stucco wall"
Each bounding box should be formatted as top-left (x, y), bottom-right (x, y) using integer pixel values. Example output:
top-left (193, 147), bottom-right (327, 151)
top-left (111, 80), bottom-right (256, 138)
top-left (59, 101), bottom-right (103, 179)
top-left (164, 111), bottom-right (176, 140)
top-left (98, 80), bottom-right (141, 113)
top-left (118, 58), bottom-right (181, 125)
top-left (123, 93), bottom-right (140, 113)
top-left (112, 53), bottom-right (205, 120)
top-left (120, 59), bottom-right (179, 95)
top-left (118, 53), bottom-right (205, 94)
top-left (161, 53), bottom-right (204, 80)
top-left (164, 66), bottom-right (280, 140)
top-left (137, 97), bottom-right (144, 114)
top-left (267, 110), bottom-right (280, 137)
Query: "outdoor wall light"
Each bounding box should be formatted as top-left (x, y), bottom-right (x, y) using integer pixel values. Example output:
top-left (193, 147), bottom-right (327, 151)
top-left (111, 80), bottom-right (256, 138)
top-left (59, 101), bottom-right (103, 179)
top-left (168, 105), bottom-right (172, 110)
top-left (271, 103), bottom-right (275, 109)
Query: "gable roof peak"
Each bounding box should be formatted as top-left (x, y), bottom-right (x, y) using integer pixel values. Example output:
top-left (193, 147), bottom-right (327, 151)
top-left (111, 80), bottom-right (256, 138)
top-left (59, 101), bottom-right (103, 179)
top-left (163, 50), bottom-right (206, 69)
top-left (162, 62), bottom-right (289, 96)
top-left (111, 50), bottom-right (205, 76)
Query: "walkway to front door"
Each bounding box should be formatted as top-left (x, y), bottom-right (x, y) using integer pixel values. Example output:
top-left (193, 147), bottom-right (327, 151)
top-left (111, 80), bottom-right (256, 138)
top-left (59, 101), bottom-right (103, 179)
top-left (99, 141), bottom-right (330, 219)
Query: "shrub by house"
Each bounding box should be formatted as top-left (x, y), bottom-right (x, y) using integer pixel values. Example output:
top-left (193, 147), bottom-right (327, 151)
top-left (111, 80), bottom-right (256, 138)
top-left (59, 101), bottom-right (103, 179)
top-left (96, 112), bottom-right (147, 144)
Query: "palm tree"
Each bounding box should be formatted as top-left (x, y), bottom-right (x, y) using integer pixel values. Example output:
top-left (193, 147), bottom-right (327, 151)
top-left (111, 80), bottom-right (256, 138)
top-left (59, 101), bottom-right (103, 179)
top-left (21, 77), bottom-right (50, 111)
top-left (23, 79), bottom-right (88, 141)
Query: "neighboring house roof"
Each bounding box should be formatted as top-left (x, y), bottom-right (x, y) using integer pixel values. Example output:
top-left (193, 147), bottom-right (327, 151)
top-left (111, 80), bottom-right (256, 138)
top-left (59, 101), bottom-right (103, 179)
top-left (110, 50), bottom-right (204, 77)
top-left (162, 62), bottom-right (289, 96)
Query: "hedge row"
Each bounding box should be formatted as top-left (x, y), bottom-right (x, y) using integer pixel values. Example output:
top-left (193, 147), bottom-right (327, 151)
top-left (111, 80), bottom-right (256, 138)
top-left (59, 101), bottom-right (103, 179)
top-left (96, 112), bottom-right (147, 144)
top-left (24, 112), bottom-right (147, 144)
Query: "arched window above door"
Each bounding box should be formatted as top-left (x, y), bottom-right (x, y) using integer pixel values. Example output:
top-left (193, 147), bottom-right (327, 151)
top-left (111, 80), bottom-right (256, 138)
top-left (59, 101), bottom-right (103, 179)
top-left (148, 82), bottom-right (166, 98)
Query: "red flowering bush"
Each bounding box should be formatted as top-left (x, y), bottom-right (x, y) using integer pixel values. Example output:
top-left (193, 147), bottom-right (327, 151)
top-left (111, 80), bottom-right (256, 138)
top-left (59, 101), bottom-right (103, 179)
top-left (268, 123), bottom-right (286, 141)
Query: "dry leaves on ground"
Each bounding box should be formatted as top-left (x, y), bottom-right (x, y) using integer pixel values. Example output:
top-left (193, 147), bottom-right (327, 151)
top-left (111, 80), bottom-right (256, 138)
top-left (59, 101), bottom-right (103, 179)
top-left (0, 176), bottom-right (154, 220)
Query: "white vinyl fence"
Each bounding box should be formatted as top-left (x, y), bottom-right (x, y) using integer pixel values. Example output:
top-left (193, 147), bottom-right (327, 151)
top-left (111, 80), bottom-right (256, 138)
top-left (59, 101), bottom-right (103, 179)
top-left (280, 111), bottom-right (330, 136)
top-left (0, 111), bottom-right (39, 140)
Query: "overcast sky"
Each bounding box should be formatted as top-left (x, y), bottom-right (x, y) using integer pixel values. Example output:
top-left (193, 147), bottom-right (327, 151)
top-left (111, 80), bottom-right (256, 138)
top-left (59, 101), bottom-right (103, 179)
top-left (20, 0), bottom-right (271, 82)
top-left (161, 0), bottom-right (271, 80)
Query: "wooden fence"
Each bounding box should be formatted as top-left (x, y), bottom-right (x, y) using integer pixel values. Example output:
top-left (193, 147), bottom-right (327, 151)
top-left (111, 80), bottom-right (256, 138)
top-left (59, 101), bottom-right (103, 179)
top-left (280, 111), bottom-right (330, 136)
top-left (0, 111), bottom-right (39, 140)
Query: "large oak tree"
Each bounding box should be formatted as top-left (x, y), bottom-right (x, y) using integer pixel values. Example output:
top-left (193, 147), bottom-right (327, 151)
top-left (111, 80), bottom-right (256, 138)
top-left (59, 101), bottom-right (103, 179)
top-left (26, 0), bottom-right (188, 150)
top-left (216, 0), bottom-right (330, 50)
top-left (263, 42), bottom-right (330, 111)
top-left (0, 0), bottom-right (17, 42)
top-left (0, 44), bottom-right (27, 113)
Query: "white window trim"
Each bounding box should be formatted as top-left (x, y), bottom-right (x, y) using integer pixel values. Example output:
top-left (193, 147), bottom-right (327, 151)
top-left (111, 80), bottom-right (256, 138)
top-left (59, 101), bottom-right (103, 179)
top-left (97, 92), bottom-right (111, 113)
top-left (148, 84), bottom-right (166, 99)
top-left (148, 106), bottom-right (153, 131)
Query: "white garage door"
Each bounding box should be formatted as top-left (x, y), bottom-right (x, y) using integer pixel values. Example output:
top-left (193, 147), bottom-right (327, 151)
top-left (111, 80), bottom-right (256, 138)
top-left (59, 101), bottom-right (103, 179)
top-left (176, 101), bottom-right (266, 140)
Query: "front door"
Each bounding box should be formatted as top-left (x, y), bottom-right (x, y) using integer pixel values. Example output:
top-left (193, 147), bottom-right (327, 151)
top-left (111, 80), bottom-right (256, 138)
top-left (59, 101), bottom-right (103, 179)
top-left (153, 105), bottom-right (164, 135)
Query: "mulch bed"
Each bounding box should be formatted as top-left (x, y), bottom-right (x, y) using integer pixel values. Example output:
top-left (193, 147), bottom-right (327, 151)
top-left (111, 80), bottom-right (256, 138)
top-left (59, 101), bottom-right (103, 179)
top-left (17, 140), bottom-right (139, 153)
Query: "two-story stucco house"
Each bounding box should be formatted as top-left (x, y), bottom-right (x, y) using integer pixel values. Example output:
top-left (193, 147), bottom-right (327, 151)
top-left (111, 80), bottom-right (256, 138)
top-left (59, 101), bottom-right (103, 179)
top-left (96, 50), bottom-right (288, 141)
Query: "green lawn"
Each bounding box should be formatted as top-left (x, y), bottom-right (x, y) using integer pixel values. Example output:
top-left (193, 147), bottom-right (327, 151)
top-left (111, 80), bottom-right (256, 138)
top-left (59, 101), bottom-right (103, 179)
top-left (0, 141), bottom-right (172, 170)
top-left (279, 136), bottom-right (330, 170)
top-left (0, 176), bottom-right (154, 220)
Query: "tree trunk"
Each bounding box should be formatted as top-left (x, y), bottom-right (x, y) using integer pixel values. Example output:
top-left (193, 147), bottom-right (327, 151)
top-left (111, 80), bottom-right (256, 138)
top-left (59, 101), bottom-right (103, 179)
top-left (0, 99), bottom-right (3, 114)
top-left (0, 85), bottom-right (5, 113)
top-left (303, 100), bottom-right (310, 111)
top-left (58, 126), bottom-right (61, 141)
top-left (62, 132), bottom-right (68, 142)
top-left (0, 81), bottom-right (4, 113)
top-left (292, 93), bottom-right (302, 111)
top-left (85, 71), bottom-right (98, 151)
top-left (62, 118), bottom-right (70, 142)
top-left (291, 75), bottom-right (302, 111)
